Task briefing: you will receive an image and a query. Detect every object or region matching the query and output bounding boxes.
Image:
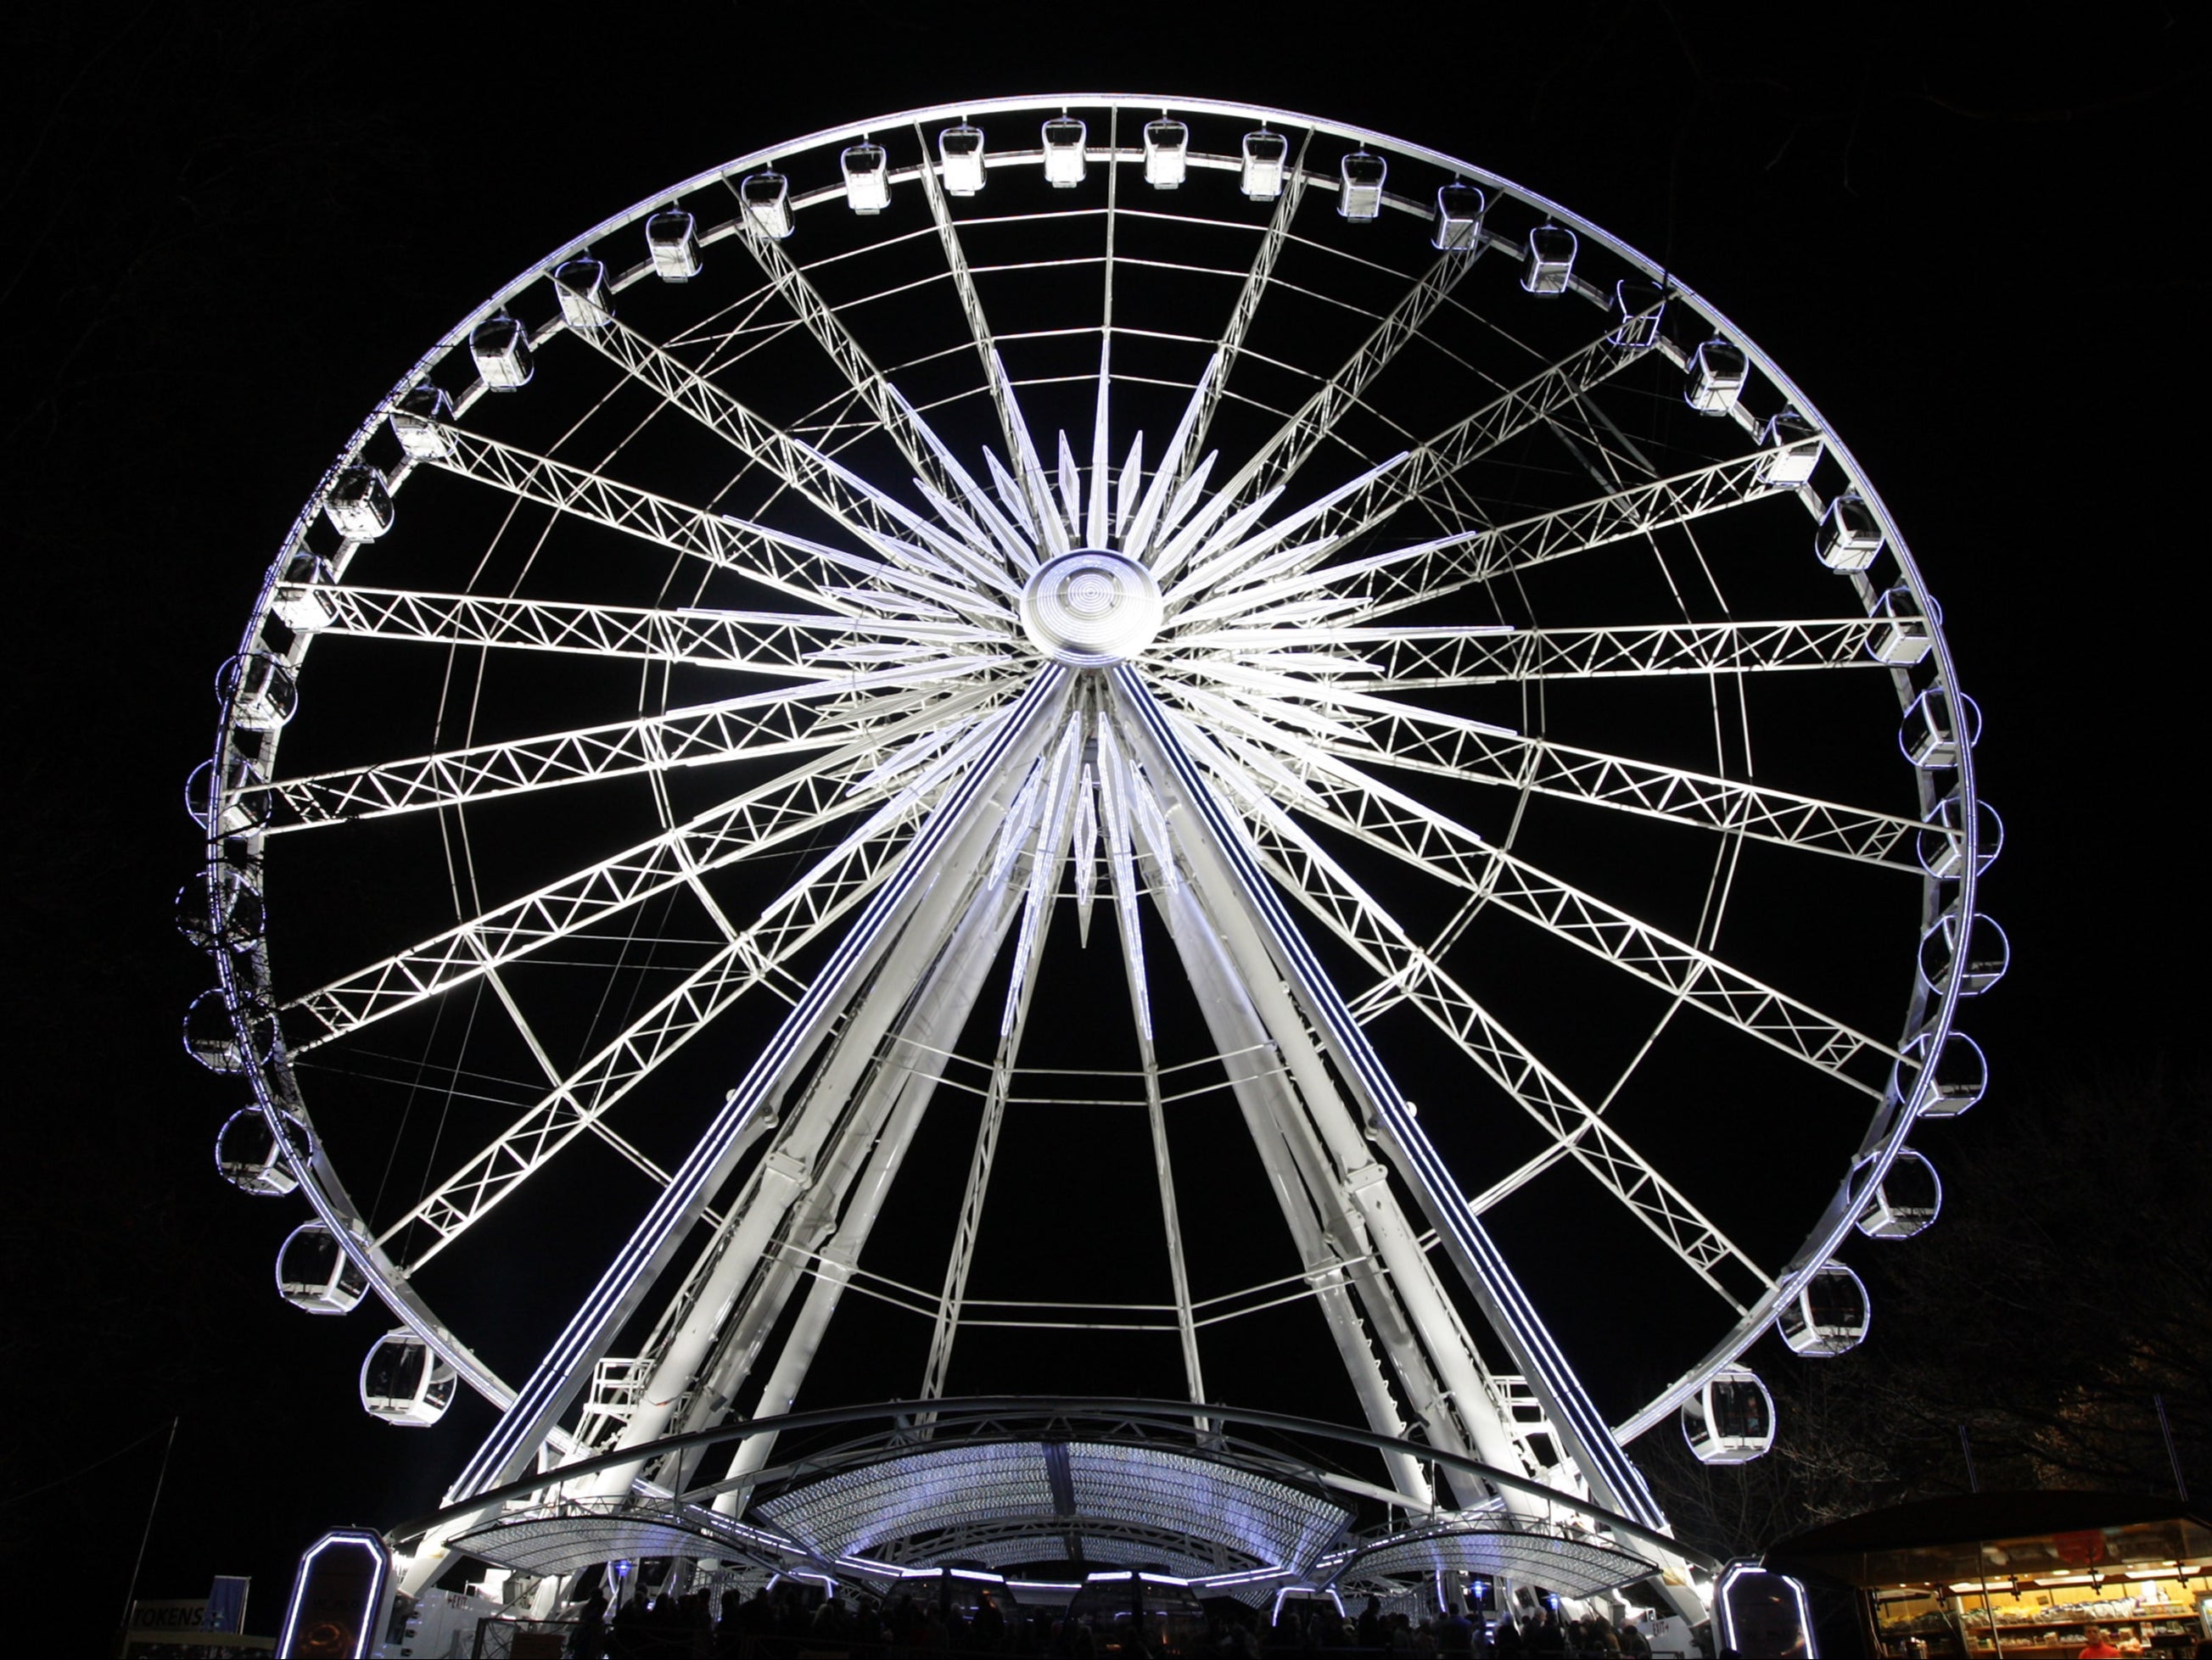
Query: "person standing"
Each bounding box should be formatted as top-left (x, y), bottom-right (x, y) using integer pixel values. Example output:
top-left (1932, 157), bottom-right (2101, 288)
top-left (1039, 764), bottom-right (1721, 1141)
top-left (2076, 1626), bottom-right (2122, 1659)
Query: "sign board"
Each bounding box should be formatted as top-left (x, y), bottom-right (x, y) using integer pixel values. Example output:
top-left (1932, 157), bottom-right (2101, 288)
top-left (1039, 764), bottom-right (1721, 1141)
top-left (129, 1599), bottom-right (210, 1632)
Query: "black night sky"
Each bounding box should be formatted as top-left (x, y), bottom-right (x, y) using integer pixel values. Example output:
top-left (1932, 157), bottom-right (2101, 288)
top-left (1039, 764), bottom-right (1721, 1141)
top-left (2, 2), bottom-right (2203, 1648)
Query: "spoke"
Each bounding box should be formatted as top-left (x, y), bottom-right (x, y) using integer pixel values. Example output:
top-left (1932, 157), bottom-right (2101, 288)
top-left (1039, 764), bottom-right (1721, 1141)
top-left (281, 684), bottom-right (1013, 1046)
top-left (1213, 250), bottom-right (1479, 511)
top-left (384, 788), bottom-right (933, 1273)
top-left (1162, 671), bottom-right (1926, 868)
top-left (1184, 130), bottom-right (1313, 472)
top-left (427, 426), bottom-right (871, 612)
top-left (574, 316), bottom-right (1022, 604)
top-left (914, 126), bottom-right (1033, 485)
top-left (1332, 449), bottom-right (1801, 623)
top-left (251, 662), bottom-right (995, 830)
top-left (293, 585), bottom-right (998, 674)
top-left (1193, 726), bottom-right (1896, 1087)
top-left (1179, 618), bottom-right (1887, 688)
top-left (1173, 716), bottom-right (1773, 1311)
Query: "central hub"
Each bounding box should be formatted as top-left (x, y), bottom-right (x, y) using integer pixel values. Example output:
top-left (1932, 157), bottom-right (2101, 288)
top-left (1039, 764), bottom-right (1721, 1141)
top-left (1019, 549), bottom-right (1163, 667)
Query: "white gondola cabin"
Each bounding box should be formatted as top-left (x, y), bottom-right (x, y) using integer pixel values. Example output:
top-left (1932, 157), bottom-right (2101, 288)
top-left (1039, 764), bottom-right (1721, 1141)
top-left (389, 383), bottom-right (455, 459)
top-left (1681, 1366), bottom-right (1775, 1464)
top-left (1868, 585), bottom-right (1935, 665)
top-left (1042, 117), bottom-right (1087, 187)
top-left (1609, 280), bottom-right (1666, 348)
top-left (1684, 338), bottom-right (1748, 413)
top-left (323, 466), bottom-right (393, 540)
top-left (277, 1222), bottom-right (369, 1316)
top-left (938, 123), bottom-right (987, 196)
top-left (1431, 182), bottom-right (1486, 252)
top-left (361, 1330), bottom-right (457, 1427)
top-left (646, 208), bottom-right (701, 280)
top-left (469, 315), bottom-right (534, 389)
top-left (272, 551), bottom-right (335, 633)
top-left (1816, 493), bottom-right (1884, 571)
top-left (175, 863), bottom-right (265, 953)
top-left (1338, 151), bottom-right (1386, 221)
top-left (1521, 225), bottom-right (1577, 293)
top-left (218, 652), bottom-right (298, 731)
top-left (186, 751), bottom-right (269, 836)
top-left (1900, 686), bottom-right (1980, 770)
top-left (1917, 790), bottom-right (2002, 881)
top-left (841, 143), bottom-right (891, 214)
top-left (741, 170), bottom-right (793, 238)
top-left (215, 1106), bottom-right (305, 1197)
top-left (1759, 409), bottom-right (1823, 484)
top-left (552, 257), bottom-right (613, 330)
top-left (1897, 1029), bottom-right (1987, 1120)
top-left (184, 987), bottom-right (275, 1074)
top-left (1777, 1264), bottom-right (1870, 1356)
top-left (1919, 907), bottom-right (2009, 997)
top-left (1857, 1150), bottom-right (1942, 1240)
top-left (1240, 130), bottom-right (1288, 200)
top-left (1144, 120), bottom-right (1189, 188)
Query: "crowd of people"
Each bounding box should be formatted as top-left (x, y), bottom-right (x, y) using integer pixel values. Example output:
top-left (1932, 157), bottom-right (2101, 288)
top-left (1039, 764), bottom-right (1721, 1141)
top-left (557, 1584), bottom-right (1660, 1660)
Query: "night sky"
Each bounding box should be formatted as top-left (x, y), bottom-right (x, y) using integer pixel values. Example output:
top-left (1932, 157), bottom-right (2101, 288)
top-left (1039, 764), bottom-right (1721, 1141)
top-left (3, 1), bottom-right (2202, 1644)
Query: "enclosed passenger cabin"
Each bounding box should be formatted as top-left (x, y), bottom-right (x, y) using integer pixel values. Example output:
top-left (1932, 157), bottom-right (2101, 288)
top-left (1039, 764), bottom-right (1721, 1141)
top-left (1042, 117), bottom-right (1088, 187)
top-left (218, 652), bottom-right (298, 732)
top-left (1337, 150), bottom-right (1386, 221)
top-left (323, 466), bottom-right (394, 540)
top-left (1919, 907), bottom-right (2009, 997)
top-left (1684, 338), bottom-right (1749, 413)
top-left (1240, 129), bottom-right (1288, 200)
top-left (1900, 685), bottom-right (1980, 769)
top-left (646, 207), bottom-right (701, 280)
top-left (1067, 1573), bottom-right (1207, 1655)
top-left (1816, 493), bottom-right (1884, 571)
top-left (1143, 119), bottom-right (1189, 188)
top-left (361, 1329), bottom-right (457, 1427)
top-left (1857, 1150), bottom-right (1942, 1240)
top-left (215, 1106), bottom-right (305, 1197)
top-left (840, 143), bottom-right (891, 214)
top-left (740, 170), bottom-right (794, 238)
top-left (277, 1222), bottom-right (369, 1315)
top-left (1608, 280), bottom-right (1667, 348)
top-left (186, 751), bottom-right (270, 836)
top-left (272, 551), bottom-right (335, 633)
top-left (1918, 790), bottom-right (2002, 881)
top-left (1778, 1264), bottom-right (1870, 1356)
top-left (175, 863), bottom-right (265, 953)
top-left (1520, 225), bottom-right (1577, 293)
top-left (184, 987), bottom-right (275, 1074)
top-left (1681, 1365), bottom-right (1775, 1465)
top-left (1867, 585), bottom-right (1935, 665)
top-left (469, 315), bottom-right (534, 389)
top-left (552, 257), bottom-right (613, 330)
top-left (1431, 182), bottom-right (1487, 252)
top-left (1759, 409), bottom-right (1823, 484)
top-left (938, 123), bottom-right (987, 195)
top-left (389, 383), bottom-right (455, 459)
top-left (1897, 1028), bottom-right (1987, 1120)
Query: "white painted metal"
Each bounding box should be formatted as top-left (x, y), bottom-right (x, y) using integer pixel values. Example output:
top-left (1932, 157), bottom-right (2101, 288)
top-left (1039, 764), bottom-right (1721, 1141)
top-left (190, 98), bottom-right (1989, 1607)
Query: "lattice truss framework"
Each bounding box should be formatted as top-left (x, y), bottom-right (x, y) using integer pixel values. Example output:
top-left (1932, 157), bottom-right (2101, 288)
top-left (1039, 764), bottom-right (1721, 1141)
top-left (182, 98), bottom-right (1993, 1595)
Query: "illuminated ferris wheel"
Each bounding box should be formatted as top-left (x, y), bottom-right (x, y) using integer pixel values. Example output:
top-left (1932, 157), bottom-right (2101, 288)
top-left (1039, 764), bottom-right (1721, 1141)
top-left (182, 96), bottom-right (1997, 1629)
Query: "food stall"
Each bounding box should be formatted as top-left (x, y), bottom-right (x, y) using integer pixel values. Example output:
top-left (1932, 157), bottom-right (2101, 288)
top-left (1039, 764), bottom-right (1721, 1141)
top-left (1766, 1492), bottom-right (2212, 1657)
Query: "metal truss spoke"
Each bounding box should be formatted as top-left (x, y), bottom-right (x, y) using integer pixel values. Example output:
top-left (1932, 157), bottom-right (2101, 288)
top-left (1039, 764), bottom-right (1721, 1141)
top-left (385, 796), bottom-right (933, 1273)
top-left (282, 685), bottom-right (1013, 1047)
top-left (1179, 617), bottom-right (1888, 688)
top-left (1190, 726), bottom-right (1895, 1087)
top-left (1172, 717), bottom-right (1772, 1311)
top-left (1185, 130), bottom-right (1312, 473)
top-left (1169, 673), bottom-right (1925, 868)
top-left (575, 317), bottom-right (1022, 610)
top-left (1215, 249), bottom-right (1479, 511)
top-left (914, 127), bottom-right (1033, 483)
top-left (252, 664), bottom-right (993, 830)
top-left (289, 585), bottom-right (1002, 674)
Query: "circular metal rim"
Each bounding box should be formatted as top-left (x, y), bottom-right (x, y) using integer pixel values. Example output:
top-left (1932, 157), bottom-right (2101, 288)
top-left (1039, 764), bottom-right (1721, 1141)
top-left (194, 92), bottom-right (1986, 1454)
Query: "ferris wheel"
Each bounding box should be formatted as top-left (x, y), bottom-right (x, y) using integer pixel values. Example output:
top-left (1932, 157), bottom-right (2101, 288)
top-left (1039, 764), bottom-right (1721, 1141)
top-left (183, 96), bottom-right (1997, 1618)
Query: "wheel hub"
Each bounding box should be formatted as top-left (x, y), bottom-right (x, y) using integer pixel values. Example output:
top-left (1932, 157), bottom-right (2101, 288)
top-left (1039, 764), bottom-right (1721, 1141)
top-left (1018, 549), bottom-right (1163, 666)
